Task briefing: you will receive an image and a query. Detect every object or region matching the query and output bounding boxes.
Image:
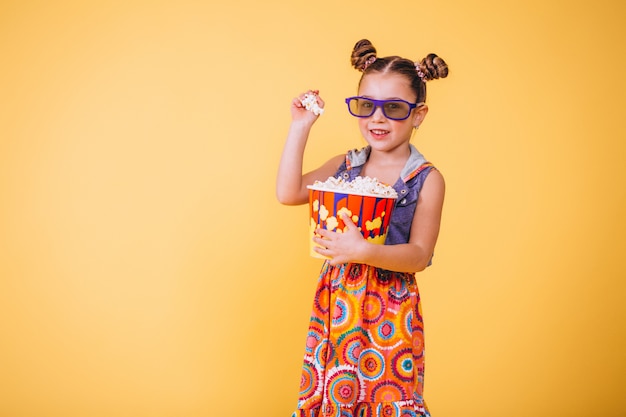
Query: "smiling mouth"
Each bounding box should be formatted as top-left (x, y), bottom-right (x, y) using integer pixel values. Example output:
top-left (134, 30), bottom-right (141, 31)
top-left (370, 129), bottom-right (389, 136)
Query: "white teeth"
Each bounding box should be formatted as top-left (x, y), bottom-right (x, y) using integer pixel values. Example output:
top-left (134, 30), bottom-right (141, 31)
top-left (371, 129), bottom-right (388, 135)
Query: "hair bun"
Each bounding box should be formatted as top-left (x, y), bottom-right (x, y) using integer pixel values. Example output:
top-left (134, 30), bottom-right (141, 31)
top-left (351, 39), bottom-right (377, 72)
top-left (418, 53), bottom-right (449, 81)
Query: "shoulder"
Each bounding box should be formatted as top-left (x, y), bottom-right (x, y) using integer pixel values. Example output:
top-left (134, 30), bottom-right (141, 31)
top-left (428, 167), bottom-right (444, 183)
top-left (419, 168), bottom-right (445, 201)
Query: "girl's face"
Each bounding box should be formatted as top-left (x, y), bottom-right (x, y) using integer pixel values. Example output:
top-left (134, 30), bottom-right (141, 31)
top-left (356, 72), bottom-right (427, 154)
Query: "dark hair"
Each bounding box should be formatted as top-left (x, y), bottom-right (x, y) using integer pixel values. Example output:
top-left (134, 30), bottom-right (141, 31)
top-left (350, 39), bottom-right (449, 103)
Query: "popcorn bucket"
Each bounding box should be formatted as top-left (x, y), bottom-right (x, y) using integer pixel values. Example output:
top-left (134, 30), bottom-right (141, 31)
top-left (308, 187), bottom-right (397, 259)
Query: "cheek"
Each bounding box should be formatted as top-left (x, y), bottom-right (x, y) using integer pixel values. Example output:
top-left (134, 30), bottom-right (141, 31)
top-left (394, 121), bottom-right (416, 138)
top-left (358, 119), bottom-right (369, 132)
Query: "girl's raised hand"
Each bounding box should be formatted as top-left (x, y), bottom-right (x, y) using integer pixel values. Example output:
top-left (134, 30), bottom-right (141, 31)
top-left (291, 90), bottom-right (325, 124)
top-left (313, 213), bottom-right (368, 266)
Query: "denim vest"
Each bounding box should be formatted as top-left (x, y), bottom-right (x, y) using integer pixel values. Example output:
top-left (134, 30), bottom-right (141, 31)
top-left (333, 144), bottom-right (435, 247)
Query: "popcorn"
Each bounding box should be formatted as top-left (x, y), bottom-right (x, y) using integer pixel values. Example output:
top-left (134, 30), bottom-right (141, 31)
top-left (309, 176), bottom-right (398, 199)
top-left (301, 93), bottom-right (324, 116)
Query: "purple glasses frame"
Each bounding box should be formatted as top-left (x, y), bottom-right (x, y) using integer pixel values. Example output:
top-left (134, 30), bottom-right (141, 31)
top-left (344, 96), bottom-right (419, 121)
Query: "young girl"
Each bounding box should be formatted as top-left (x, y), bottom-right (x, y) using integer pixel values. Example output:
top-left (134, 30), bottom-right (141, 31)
top-left (276, 39), bottom-right (448, 417)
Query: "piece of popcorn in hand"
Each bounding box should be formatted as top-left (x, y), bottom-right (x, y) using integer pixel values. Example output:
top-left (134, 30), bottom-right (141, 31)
top-left (301, 93), bottom-right (324, 116)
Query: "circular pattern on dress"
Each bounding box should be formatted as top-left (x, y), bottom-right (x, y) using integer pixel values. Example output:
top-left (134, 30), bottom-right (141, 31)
top-left (340, 409), bottom-right (353, 417)
top-left (326, 366), bottom-right (359, 406)
top-left (370, 380), bottom-right (407, 403)
top-left (358, 348), bottom-right (385, 381)
top-left (298, 358), bottom-right (321, 401)
top-left (377, 402), bottom-right (401, 417)
top-left (388, 281), bottom-right (410, 306)
top-left (305, 328), bottom-right (323, 355)
top-left (331, 296), bottom-right (358, 333)
top-left (348, 263), bottom-right (364, 280)
top-left (314, 339), bottom-right (330, 368)
top-left (314, 281), bottom-right (330, 314)
top-left (414, 299), bottom-right (423, 323)
top-left (391, 348), bottom-right (414, 382)
top-left (362, 290), bottom-right (385, 324)
top-left (332, 297), bottom-right (349, 327)
top-left (321, 402), bottom-right (336, 416)
top-left (356, 403), bottom-right (374, 417)
top-left (403, 309), bottom-right (413, 341)
top-left (339, 264), bottom-right (367, 295)
top-left (340, 334), bottom-right (366, 366)
top-left (400, 409), bottom-right (418, 417)
top-left (412, 330), bottom-right (424, 361)
top-left (370, 320), bottom-right (404, 348)
top-left (377, 320), bottom-right (396, 341)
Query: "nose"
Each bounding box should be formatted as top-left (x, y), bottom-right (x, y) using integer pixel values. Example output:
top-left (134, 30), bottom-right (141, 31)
top-left (371, 104), bottom-right (386, 121)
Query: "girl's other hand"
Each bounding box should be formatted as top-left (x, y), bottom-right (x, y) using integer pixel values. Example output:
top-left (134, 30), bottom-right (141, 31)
top-left (291, 90), bottom-right (325, 124)
top-left (313, 213), bottom-right (367, 265)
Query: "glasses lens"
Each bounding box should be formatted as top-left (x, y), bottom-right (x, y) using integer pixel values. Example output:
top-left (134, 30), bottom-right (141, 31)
top-left (348, 98), bottom-right (375, 117)
top-left (383, 101), bottom-right (411, 120)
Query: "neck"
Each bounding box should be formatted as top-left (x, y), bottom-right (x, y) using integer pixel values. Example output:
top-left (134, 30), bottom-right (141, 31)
top-left (362, 144), bottom-right (412, 185)
top-left (368, 143), bottom-right (411, 165)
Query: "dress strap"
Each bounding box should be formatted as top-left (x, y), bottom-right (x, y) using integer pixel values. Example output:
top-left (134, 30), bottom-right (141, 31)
top-left (402, 162), bottom-right (435, 183)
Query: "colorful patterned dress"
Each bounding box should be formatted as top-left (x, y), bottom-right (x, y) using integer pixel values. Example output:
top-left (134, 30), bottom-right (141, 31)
top-left (293, 145), bottom-right (435, 417)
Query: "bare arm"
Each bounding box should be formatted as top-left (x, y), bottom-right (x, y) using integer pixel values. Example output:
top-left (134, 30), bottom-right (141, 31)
top-left (276, 91), bottom-right (344, 205)
top-left (314, 169), bottom-right (445, 272)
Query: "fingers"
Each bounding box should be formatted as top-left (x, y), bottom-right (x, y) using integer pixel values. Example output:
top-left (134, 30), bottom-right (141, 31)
top-left (306, 90), bottom-right (324, 107)
top-left (313, 229), bottom-right (331, 249)
top-left (294, 90), bottom-right (324, 108)
top-left (313, 243), bottom-right (329, 255)
top-left (340, 213), bottom-right (357, 229)
top-left (313, 238), bottom-right (328, 249)
top-left (305, 89), bottom-right (319, 98)
top-left (315, 214), bottom-right (354, 242)
top-left (296, 90), bottom-right (319, 101)
top-left (314, 227), bottom-right (331, 240)
top-left (292, 97), bottom-right (305, 109)
top-left (312, 233), bottom-right (330, 259)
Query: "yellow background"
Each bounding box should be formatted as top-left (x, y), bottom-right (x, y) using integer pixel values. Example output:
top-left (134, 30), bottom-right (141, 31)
top-left (1, 1), bottom-right (624, 416)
